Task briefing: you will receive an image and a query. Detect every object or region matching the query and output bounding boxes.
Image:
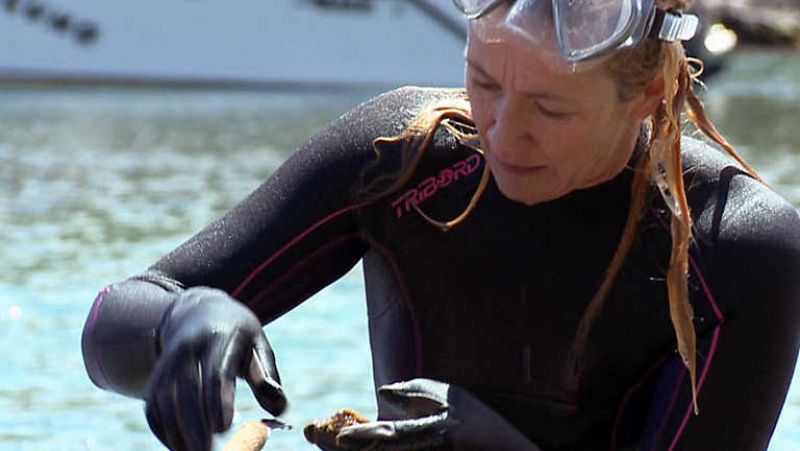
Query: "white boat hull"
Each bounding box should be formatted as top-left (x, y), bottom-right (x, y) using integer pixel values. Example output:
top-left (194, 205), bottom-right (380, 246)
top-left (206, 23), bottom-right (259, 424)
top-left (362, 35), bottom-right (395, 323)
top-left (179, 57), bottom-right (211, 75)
top-left (1, 0), bottom-right (469, 87)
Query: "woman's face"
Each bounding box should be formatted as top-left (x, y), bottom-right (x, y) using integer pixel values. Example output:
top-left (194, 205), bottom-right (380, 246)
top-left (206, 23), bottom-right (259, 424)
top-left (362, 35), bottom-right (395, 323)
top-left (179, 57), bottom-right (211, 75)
top-left (465, 23), bottom-right (654, 206)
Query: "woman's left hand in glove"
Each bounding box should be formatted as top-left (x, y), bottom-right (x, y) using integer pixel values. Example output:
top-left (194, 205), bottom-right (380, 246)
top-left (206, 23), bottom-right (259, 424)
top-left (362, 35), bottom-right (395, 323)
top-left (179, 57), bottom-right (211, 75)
top-left (335, 378), bottom-right (540, 450)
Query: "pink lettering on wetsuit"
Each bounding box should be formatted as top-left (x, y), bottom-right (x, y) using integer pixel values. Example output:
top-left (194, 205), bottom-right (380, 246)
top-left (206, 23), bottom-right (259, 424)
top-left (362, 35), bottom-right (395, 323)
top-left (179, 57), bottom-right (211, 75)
top-left (390, 154), bottom-right (482, 219)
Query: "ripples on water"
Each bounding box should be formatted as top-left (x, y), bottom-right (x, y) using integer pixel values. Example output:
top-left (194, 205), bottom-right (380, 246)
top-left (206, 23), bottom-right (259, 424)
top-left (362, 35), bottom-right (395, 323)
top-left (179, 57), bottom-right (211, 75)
top-left (0, 88), bottom-right (380, 450)
top-left (0, 50), bottom-right (799, 450)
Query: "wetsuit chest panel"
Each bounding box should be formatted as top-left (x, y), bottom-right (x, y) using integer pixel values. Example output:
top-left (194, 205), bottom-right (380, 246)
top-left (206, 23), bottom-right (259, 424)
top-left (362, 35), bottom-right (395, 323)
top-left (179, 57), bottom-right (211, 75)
top-left (358, 130), bottom-right (736, 447)
top-left (360, 144), bottom-right (691, 445)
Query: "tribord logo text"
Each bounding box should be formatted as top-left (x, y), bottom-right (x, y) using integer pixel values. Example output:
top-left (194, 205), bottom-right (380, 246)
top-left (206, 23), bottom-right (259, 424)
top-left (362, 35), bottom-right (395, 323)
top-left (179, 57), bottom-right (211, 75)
top-left (390, 154), bottom-right (482, 219)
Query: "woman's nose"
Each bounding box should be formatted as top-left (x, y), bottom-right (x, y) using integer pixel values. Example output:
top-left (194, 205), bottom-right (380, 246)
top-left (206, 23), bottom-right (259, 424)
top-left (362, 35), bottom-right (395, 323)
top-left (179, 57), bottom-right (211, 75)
top-left (486, 94), bottom-right (534, 158)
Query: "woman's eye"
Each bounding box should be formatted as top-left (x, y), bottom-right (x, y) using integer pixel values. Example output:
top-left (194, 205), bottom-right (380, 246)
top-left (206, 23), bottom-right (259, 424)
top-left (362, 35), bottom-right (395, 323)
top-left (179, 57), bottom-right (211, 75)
top-left (536, 103), bottom-right (571, 120)
top-left (472, 78), bottom-right (499, 91)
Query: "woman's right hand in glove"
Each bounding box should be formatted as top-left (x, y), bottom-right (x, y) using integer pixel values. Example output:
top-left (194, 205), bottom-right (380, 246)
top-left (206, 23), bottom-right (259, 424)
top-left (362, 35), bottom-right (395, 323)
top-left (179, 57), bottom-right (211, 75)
top-left (144, 287), bottom-right (287, 451)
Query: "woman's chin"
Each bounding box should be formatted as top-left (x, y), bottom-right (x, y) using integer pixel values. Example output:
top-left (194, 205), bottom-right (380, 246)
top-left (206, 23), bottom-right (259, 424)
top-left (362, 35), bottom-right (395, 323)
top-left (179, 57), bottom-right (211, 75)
top-left (495, 182), bottom-right (565, 206)
top-left (491, 165), bottom-right (568, 206)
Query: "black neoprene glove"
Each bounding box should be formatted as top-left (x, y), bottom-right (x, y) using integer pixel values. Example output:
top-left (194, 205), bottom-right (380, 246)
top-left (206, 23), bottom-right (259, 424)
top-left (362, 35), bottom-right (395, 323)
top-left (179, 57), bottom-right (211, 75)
top-left (144, 287), bottom-right (287, 451)
top-left (335, 378), bottom-right (540, 450)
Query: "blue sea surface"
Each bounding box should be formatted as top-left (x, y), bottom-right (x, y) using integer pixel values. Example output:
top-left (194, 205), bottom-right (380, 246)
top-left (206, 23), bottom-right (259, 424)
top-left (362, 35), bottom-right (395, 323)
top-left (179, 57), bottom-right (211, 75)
top-left (1, 50), bottom-right (799, 450)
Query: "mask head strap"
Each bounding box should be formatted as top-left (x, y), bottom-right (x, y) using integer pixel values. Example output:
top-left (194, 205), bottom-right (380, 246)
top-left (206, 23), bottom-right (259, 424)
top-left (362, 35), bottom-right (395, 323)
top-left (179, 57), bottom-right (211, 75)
top-left (648, 8), bottom-right (699, 42)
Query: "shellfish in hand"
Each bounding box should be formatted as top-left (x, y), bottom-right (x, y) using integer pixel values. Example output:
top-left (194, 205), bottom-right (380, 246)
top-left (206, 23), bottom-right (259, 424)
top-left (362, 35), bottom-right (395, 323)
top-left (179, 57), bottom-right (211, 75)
top-left (305, 378), bottom-right (541, 450)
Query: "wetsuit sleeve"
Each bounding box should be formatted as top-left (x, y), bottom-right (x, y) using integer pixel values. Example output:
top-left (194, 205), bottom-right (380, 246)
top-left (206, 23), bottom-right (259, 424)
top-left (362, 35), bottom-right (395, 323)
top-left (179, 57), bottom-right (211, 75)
top-left (639, 178), bottom-right (800, 450)
top-left (81, 87), bottom-right (422, 397)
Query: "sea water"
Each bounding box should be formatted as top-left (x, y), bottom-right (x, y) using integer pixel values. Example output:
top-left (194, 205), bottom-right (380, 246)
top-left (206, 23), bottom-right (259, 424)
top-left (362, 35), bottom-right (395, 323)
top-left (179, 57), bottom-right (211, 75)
top-left (1, 50), bottom-right (799, 450)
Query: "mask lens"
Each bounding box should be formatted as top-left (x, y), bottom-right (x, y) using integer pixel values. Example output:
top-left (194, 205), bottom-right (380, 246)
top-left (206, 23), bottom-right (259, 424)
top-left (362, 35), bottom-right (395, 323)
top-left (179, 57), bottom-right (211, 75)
top-left (453, 0), bottom-right (500, 16)
top-left (467, 0), bottom-right (656, 73)
top-left (555, 0), bottom-right (638, 60)
top-left (503, 0), bottom-right (557, 49)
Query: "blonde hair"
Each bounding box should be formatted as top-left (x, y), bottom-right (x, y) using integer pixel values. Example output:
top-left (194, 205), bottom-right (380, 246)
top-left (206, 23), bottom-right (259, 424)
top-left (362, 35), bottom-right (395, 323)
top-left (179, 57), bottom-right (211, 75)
top-left (576, 0), bottom-right (762, 415)
top-left (367, 0), bottom-right (761, 415)
top-left (362, 95), bottom-right (490, 229)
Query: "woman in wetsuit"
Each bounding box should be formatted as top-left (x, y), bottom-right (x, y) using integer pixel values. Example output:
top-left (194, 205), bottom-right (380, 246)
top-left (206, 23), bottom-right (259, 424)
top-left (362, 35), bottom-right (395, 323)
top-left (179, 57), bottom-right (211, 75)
top-left (81, 1), bottom-right (800, 450)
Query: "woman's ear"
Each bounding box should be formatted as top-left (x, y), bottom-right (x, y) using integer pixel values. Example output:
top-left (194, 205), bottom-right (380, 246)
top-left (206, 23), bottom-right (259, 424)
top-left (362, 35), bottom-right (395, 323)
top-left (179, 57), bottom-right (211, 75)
top-left (632, 76), bottom-right (665, 120)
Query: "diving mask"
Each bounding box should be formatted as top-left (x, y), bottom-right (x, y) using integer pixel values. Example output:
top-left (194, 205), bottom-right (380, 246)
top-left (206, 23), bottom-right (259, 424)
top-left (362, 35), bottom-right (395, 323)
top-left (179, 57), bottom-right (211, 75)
top-left (454, 0), bottom-right (699, 72)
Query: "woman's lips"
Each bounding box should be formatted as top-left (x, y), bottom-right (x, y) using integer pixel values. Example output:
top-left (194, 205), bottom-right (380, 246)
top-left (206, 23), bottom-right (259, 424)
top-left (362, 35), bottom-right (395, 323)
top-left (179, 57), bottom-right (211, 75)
top-left (489, 154), bottom-right (546, 176)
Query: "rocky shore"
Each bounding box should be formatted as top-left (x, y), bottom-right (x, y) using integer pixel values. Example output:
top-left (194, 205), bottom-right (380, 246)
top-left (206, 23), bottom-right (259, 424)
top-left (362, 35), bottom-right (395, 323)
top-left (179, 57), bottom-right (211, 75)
top-left (694, 0), bottom-right (800, 46)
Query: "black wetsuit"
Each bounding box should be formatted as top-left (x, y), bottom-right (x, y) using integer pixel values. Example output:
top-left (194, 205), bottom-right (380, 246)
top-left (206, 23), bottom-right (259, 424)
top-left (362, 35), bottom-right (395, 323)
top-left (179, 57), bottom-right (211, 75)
top-left (82, 87), bottom-right (800, 450)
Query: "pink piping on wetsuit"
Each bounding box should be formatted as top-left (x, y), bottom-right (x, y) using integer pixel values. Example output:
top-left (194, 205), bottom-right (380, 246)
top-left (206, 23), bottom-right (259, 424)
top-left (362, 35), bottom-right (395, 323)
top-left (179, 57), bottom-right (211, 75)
top-left (229, 200), bottom-right (424, 375)
top-left (365, 236), bottom-right (425, 376)
top-left (86, 286), bottom-right (113, 389)
top-left (246, 232), bottom-right (361, 310)
top-left (609, 248), bottom-right (726, 450)
top-left (231, 200), bottom-right (372, 299)
top-left (666, 254), bottom-right (725, 451)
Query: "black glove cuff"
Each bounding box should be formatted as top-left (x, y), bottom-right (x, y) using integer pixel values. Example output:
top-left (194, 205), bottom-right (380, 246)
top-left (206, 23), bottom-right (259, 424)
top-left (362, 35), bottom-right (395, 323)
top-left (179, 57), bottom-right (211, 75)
top-left (130, 269), bottom-right (185, 294)
top-left (81, 276), bottom-right (180, 397)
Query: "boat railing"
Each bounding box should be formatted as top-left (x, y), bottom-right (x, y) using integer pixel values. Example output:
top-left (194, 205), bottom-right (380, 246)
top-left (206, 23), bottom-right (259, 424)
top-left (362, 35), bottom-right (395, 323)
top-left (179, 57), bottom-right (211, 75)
top-left (408, 0), bottom-right (467, 40)
top-left (2, 0), bottom-right (100, 45)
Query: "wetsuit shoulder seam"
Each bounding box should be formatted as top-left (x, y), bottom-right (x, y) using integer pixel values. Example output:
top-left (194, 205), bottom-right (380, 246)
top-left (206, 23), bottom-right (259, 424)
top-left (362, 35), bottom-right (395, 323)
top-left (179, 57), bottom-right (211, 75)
top-left (245, 231), bottom-right (362, 311)
top-left (365, 236), bottom-right (424, 376)
top-left (231, 200), bottom-right (373, 299)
